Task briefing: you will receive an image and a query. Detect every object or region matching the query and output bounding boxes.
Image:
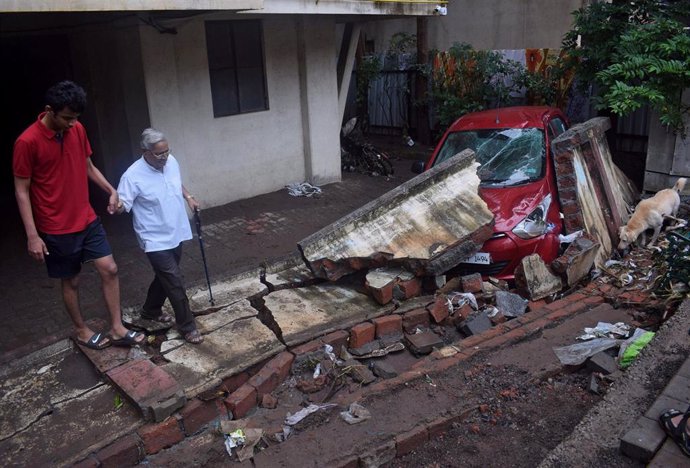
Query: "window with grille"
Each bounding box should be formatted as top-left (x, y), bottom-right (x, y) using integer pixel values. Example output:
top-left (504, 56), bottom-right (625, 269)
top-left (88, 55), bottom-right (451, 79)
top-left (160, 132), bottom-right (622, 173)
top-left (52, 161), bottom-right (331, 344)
top-left (205, 20), bottom-right (268, 117)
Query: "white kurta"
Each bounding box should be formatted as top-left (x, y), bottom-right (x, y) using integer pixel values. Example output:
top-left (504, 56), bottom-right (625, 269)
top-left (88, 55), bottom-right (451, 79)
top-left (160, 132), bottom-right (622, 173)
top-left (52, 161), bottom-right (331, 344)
top-left (117, 154), bottom-right (192, 253)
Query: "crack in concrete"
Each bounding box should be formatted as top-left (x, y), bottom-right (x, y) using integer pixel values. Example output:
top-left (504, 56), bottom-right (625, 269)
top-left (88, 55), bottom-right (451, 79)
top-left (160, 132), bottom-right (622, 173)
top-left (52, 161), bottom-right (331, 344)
top-left (250, 295), bottom-right (286, 346)
top-left (0, 382), bottom-right (106, 443)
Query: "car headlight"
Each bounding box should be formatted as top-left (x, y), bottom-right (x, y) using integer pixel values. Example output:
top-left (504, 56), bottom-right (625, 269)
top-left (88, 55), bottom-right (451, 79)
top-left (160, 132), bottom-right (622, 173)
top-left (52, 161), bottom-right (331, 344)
top-left (512, 194), bottom-right (553, 240)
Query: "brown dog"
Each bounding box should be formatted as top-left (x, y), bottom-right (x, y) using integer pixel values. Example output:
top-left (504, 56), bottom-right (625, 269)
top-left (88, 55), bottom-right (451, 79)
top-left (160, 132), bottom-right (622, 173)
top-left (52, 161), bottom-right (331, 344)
top-left (618, 177), bottom-right (687, 250)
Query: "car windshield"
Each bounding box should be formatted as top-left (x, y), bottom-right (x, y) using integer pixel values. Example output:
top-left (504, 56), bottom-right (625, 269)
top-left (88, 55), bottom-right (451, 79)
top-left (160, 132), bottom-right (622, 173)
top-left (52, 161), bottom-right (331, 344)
top-left (434, 128), bottom-right (545, 186)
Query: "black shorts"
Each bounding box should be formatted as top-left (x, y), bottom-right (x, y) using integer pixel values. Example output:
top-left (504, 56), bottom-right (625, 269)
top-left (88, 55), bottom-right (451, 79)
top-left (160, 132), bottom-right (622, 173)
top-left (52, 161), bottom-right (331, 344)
top-left (41, 218), bottom-right (113, 279)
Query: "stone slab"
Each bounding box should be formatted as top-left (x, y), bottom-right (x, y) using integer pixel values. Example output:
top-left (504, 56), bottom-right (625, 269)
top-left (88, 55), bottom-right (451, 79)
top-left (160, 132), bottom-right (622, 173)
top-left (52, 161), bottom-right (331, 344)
top-left (264, 263), bottom-right (318, 290)
top-left (648, 438), bottom-right (690, 467)
top-left (406, 331), bottom-right (444, 355)
top-left (515, 254), bottom-right (563, 301)
top-left (121, 306), bottom-right (173, 333)
top-left (662, 374), bottom-right (690, 404)
top-left (187, 269), bottom-right (267, 312)
top-left (76, 340), bottom-right (136, 375)
top-left (620, 415), bottom-right (666, 462)
top-left (495, 291), bottom-right (528, 318)
top-left (161, 316), bottom-right (284, 398)
top-left (195, 299), bottom-right (257, 334)
top-left (298, 149), bottom-right (494, 280)
top-left (106, 359), bottom-right (185, 422)
top-left (264, 284), bottom-right (394, 347)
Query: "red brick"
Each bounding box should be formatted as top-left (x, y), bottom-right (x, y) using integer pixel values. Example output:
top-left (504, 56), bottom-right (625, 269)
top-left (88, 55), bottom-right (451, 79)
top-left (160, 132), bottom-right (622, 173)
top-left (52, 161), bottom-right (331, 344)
top-left (527, 317), bottom-right (551, 331)
top-left (138, 417), bottom-right (184, 455)
top-left (321, 330), bottom-right (349, 351)
top-left (73, 456), bottom-right (99, 468)
top-left (350, 322), bottom-right (375, 348)
top-left (460, 273), bottom-right (483, 293)
top-left (478, 326), bottom-right (503, 340)
top-left (427, 416), bottom-right (453, 438)
top-left (248, 365), bottom-right (280, 398)
top-left (265, 351), bottom-right (295, 382)
top-left (395, 425), bottom-right (428, 456)
top-left (564, 292), bottom-right (587, 303)
top-left (584, 295), bottom-right (605, 305)
top-left (459, 335), bottom-right (484, 348)
top-left (220, 372), bottom-right (250, 393)
top-left (373, 315), bottom-right (402, 337)
top-left (224, 384), bottom-right (257, 419)
top-left (290, 339), bottom-right (322, 356)
top-left (528, 299), bottom-right (546, 311)
top-left (427, 296), bottom-right (450, 323)
top-left (398, 277), bottom-right (422, 299)
top-left (96, 435), bottom-right (143, 468)
top-left (180, 399), bottom-right (219, 436)
top-left (402, 308), bottom-right (429, 333)
top-left (457, 303), bottom-right (473, 320)
top-left (367, 280), bottom-right (394, 305)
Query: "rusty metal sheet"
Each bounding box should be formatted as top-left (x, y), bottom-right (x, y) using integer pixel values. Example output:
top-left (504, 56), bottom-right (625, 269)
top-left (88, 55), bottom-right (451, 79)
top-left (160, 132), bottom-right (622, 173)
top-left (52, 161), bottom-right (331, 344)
top-left (298, 149), bottom-right (495, 280)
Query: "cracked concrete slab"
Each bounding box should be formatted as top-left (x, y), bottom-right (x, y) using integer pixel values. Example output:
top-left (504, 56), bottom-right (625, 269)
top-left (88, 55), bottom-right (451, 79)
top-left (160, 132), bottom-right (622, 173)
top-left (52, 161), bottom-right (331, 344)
top-left (161, 316), bottom-right (284, 398)
top-left (0, 349), bottom-right (140, 467)
top-left (298, 150), bottom-right (494, 280)
top-left (186, 268), bottom-right (267, 312)
top-left (195, 299), bottom-right (257, 334)
top-left (263, 284), bottom-right (395, 346)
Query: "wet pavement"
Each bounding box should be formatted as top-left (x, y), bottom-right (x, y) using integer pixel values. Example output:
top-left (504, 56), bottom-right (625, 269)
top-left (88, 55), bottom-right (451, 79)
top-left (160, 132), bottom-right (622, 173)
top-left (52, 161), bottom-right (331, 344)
top-left (0, 149), bottom-right (424, 361)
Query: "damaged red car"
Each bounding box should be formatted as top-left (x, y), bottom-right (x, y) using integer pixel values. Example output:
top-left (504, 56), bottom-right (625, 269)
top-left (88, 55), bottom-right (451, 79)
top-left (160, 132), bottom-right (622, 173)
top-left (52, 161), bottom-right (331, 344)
top-left (418, 106), bottom-right (569, 280)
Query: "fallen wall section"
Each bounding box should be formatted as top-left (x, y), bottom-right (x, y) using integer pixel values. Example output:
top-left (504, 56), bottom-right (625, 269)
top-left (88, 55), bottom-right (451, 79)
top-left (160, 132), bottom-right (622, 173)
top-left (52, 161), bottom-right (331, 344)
top-left (298, 149), bottom-right (495, 280)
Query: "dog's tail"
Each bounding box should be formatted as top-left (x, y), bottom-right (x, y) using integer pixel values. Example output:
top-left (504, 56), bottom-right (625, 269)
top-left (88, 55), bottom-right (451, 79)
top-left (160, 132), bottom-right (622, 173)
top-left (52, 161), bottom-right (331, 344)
top-left (673, 178), bottom-right (687, 193)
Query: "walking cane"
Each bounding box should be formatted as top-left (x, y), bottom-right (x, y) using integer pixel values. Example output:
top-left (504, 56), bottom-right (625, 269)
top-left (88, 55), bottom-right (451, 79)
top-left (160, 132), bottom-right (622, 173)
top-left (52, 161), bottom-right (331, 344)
top-left (193, 208), bottom-right (215, 305)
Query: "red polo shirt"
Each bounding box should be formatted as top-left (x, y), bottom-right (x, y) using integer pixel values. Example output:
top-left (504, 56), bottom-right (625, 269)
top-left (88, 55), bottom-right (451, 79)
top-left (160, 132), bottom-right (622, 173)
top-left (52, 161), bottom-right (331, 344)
top-left (13, 113), bottom-right (97, 234)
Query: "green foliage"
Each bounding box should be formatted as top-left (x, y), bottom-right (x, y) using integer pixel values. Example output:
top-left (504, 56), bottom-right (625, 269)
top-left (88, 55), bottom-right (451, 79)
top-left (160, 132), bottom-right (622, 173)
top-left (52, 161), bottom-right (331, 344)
top-left (564, 0), bottom-right (690, 133)
top-left (429, 43), bottom-right (522, 130)
top-left (356, 54), bottom-right (382, 109)
top-left (387, 32), bottom-right (417, 57)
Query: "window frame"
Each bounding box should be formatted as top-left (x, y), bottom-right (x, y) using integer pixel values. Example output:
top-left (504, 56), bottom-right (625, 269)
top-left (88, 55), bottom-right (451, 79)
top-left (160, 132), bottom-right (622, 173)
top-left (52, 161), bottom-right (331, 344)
top-left (205, 19), bottom-right (269, 118)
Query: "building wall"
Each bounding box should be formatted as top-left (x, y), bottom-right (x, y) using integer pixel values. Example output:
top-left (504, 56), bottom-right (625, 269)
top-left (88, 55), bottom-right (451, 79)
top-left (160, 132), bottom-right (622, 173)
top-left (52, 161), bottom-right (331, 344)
top-left (138, 14), bottom-right (341, 207)
top-left (362, 0), bottom-right (585, 52)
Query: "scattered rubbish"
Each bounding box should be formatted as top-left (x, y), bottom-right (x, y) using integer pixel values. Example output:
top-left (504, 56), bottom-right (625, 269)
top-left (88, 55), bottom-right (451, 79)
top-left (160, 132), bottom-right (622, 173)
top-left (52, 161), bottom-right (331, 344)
top-left (286, 182), bottom-right (322, 197)
top-left (619, 273), bottom-right (633, 286)
top-left (604, 259), bottom-right (624, 268)
top-left (553, 338), bottom-right (621, 366)
top-left (618, 329), bottom-right (655, 369)
top-left (340, 402), bottom-right (372, 425)
top-left (220, 421), bottom-right (264, 461)
top-left (447, 291), bottom-right (478, 311)
top-left (312, 363), bottom-right (322, 379)
top-left (424, 374), bottom-right (437, 387)
top-left (284, 403), bottom-right (338, 427)
top-left (36, 364), bottom-right (54, 375)
top-left (558, 230), bottom-right (583, 243)
top-left (577, 322), bottom-right (631, 341)
top-left (323, 344), bottom-right (338, 363)
top-left (114, 394), bottom-right (124, 410)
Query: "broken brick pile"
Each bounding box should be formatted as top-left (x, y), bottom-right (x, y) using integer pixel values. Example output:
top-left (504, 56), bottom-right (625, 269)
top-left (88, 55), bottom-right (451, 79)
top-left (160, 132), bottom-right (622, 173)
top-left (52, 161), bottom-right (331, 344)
top-left (74, 282), bottom-right (609, 467)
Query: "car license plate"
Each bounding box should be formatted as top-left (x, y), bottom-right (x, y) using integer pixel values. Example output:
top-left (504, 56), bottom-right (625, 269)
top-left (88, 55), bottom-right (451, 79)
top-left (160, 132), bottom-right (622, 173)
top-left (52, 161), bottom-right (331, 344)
top-left (463, 252), bottom-right (491, 265)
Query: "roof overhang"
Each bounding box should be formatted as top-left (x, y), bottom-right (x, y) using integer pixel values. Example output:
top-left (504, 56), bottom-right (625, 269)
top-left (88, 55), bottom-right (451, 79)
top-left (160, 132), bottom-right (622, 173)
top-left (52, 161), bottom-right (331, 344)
top-left (0, 0), bottom-right (263, 13)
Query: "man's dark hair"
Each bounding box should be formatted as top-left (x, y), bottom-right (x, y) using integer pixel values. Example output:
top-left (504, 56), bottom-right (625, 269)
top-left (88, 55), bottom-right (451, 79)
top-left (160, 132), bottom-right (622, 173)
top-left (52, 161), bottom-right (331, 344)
top-left (45, 80), bottom-right (87, 113)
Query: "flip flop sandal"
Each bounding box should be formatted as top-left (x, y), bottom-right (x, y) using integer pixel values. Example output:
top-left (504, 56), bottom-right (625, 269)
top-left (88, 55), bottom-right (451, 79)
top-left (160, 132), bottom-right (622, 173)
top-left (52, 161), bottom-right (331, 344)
top-left (659, 408), bottom-right (690, 457)
top-left (184, 329), bottom-right (204, 344)
top-left (76, 332), bottom-right (111, 350)
top-left (110, 330), bottom-right (146, 347)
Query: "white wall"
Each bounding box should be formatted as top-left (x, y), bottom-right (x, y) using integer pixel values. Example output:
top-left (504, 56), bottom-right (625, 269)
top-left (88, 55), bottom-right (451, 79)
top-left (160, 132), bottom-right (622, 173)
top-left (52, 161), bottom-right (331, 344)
top-left (362, 0), bottom-right (585, 52)
top-left (139, 14), bottom-right (342, 207)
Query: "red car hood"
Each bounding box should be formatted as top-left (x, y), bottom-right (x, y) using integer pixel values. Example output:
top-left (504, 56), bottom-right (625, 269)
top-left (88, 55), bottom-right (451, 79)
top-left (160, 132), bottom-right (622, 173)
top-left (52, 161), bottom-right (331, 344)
top-left (479, 180), bottom-right (552, 232)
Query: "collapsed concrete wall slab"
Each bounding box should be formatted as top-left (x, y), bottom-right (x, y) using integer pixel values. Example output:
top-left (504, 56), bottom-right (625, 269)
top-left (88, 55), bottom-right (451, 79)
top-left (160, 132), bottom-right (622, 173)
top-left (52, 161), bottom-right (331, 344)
top-left (298, 149), bottom-right (495, 280)
top-left (552, 117), bottom-right (637, 266)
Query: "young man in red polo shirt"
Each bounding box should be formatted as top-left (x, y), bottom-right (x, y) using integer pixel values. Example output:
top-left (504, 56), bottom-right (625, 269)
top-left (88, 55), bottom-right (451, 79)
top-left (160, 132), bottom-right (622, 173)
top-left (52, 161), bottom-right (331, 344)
top-left (13, 80), bottom-right (145, 349)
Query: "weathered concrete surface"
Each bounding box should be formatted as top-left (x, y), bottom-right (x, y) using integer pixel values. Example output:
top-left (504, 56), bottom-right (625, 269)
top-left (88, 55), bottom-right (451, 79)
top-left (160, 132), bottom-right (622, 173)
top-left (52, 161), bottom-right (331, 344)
top-left (0, 348), bottom-right (140, 467)
top-left (514, 254), bottom-right (563, 300)
top-left (186, 269), bottom-right (267, 312)
top-left (161, 316), bottom-right (284, 398)
top-left (195, 299), bottom-right (258, 334)
top-left (552, 117), bottom-right (637, 267)
top-left (298, 150), bottom-right (494, 280)
top-left (263, 284), bottom-right (395, 346)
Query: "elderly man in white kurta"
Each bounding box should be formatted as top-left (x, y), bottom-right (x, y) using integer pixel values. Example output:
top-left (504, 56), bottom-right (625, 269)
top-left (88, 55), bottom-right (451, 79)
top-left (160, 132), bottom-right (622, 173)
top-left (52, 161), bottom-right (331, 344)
top-left (117, 128), bottom-right (203, 344)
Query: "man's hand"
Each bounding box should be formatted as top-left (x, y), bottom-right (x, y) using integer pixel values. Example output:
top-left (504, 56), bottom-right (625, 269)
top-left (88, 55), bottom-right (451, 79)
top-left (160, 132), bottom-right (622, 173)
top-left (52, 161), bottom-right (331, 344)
top-left (186, 195), bottom-right (201, 212)
top-left (107, 192), bottom-right (120, 215)
top-left (28, 236), bottom-right (49, 262)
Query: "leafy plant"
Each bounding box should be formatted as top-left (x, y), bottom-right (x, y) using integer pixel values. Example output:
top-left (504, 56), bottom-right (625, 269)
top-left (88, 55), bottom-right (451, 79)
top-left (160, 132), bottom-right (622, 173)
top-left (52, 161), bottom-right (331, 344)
top-left (355, 54), bottom-right (382, 130)
top-left (563, 0), bottom-right (690, 133)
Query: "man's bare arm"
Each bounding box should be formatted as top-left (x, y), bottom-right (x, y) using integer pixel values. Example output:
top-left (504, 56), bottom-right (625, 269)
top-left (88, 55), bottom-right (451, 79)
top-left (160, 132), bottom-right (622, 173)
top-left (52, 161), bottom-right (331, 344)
top-left (86, 157), bottom-right (119, 214)
top-left (14, 176), bottom-right (49, 261)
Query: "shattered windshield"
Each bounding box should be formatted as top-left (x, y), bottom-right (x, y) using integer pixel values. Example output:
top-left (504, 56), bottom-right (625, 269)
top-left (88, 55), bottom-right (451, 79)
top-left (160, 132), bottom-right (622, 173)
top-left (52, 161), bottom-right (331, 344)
top-left (434, 128), bottom-right (545, 186)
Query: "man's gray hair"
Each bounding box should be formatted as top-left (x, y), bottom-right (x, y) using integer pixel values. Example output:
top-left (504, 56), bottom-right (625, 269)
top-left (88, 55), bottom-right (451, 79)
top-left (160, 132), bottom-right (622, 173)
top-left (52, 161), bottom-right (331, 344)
top-left (140, 128), bottom-right (167, 151)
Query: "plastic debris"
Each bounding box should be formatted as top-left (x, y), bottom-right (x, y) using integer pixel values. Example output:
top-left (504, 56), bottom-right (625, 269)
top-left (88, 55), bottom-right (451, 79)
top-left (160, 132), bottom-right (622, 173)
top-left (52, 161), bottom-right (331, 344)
top-left (447, 291), bottom-right (478, 311)
top-left (558, 230), bottom-right (583, 243)
top-left (312, 363), bottom-right (322, 379)
top-left (285, 403), bottom-right (337, 426)
top-left (36, 364), bottom-right (54, 375)
top-left (553, 338), bottom-right (621, 366)
top-left (618, 329), bottom-right (655, 369)
top-left (340, 402), bottom-right (371, 425)
top-left (286, 182), bottom-right (322, 197)
top-left (577, 322), bottom-right (631, 341)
